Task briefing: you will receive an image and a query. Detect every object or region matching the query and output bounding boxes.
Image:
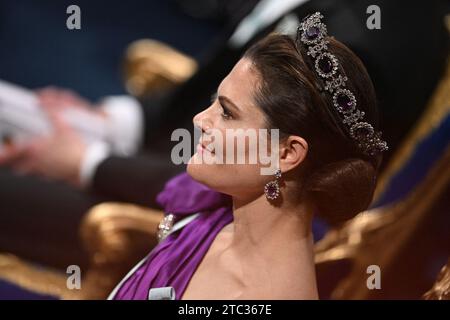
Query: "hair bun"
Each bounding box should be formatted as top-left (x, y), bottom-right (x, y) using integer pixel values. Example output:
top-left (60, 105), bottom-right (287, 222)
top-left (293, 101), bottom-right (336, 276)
top-left (304, 158), bottom-right (377, 226)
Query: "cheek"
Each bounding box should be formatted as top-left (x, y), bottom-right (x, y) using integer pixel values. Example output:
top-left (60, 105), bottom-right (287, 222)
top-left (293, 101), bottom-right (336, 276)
top-left (223, 129), bottom-right (276, 167)
top-left (187, 134), bottom-right (271, 197)
top-left (187, 122), bottom-right (276, 196)
top-left (214, 130), bottom-right (257, 164)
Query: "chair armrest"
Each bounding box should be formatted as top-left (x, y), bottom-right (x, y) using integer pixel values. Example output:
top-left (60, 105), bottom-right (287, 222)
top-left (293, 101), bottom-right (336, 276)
top-left (123, 39), bottom-right (198, 97)
top-left (423, 258), bottom-right (450, 300)
top-left (79, 202), bottom-right (164, 299)
top-left (0, 202), bottom-right (164, 300)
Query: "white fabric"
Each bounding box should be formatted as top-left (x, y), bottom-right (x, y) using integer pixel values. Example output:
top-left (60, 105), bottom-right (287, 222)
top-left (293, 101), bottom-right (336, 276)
top-left (228, 0), bottom-right (309, 48)
top-left (100, 95), bottom-right (144, 156)
top-left (0, 80), bottom-right (108, 146)
top-left (78, 96), bottom-right (143, 187)
top-left (79, 140), bottom-right (110, 188)
top-left (148, 287), bottom-right (176, 300)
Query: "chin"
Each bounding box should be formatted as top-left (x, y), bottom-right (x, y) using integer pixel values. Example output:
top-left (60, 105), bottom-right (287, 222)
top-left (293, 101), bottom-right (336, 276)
top-left (187, 154), bottom-right (213, 187)
top-left (186, 161), bottom-right (203, 182)
top-left (187, 154), bottom-right (230, 194)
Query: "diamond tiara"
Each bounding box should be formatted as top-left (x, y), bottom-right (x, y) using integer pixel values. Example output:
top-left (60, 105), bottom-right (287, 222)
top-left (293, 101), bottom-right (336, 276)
top-left (297, 12), bottom-right (388, 156)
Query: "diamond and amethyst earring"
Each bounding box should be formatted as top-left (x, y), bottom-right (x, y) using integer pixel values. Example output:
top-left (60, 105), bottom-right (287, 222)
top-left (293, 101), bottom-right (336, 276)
top-left (264, 168), bottom-right (282, 201)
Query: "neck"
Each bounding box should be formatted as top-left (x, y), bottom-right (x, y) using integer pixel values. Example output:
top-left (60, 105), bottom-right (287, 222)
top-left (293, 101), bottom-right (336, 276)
top-left (228, 192), bottom-right (314, 253)
top-left (225, 192), bottom-right (318, 298)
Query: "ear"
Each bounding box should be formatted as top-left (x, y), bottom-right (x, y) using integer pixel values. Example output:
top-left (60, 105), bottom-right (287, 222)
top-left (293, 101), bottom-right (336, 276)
top-left (279, 136), bottom-right (308, 173)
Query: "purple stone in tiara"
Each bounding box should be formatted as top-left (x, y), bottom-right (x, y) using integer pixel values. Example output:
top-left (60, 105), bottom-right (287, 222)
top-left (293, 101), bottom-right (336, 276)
top-left (333, 89), bottom-right (357, 114)
top-left (337, 95), bottom-right (352, 110)
top-left (305, 26), bottom-right (320, 40)
top-left (318, 56), bottom-right (332, 73)
top-left (297, 12), bottom-right (388, 156)
top-left (315, 52), bottom-right (338, 78)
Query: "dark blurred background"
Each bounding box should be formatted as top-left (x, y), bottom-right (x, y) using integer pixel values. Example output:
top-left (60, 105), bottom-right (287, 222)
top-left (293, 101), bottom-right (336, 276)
top-left (0, 0), bottom-right (237, 99)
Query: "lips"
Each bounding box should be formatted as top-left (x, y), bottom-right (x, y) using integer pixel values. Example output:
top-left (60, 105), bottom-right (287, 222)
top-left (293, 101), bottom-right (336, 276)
top-left (198, 139), bottom-right (215, 154)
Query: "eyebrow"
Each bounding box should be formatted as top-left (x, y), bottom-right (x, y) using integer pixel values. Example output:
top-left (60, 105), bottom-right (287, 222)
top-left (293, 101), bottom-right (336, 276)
top-left (218, 95), bottom-right (241, 113)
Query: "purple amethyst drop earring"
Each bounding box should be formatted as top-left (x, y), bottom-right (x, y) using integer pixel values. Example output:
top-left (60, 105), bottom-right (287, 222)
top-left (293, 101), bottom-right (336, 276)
top-left (264, 168), bottom-right (282, 201)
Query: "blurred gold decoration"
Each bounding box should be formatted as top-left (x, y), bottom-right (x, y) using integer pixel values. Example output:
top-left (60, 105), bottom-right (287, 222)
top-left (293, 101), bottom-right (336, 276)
top-left (0, 253), bottom-right (80, 299)
top-left (0, 203), bottom-right (163, 299)
top-left (423, 259), bottom-right (450, 300)
top-left (123, 39), bottom-right (198, 97)
top-left (78, 202), bottom-right (164, 299)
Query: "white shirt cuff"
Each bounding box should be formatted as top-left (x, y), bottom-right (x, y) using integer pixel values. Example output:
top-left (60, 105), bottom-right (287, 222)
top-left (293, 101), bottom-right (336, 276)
top-left (100, 95), bottom-right (144, 156)
top-left (79, 141), bottom-right (111, 188)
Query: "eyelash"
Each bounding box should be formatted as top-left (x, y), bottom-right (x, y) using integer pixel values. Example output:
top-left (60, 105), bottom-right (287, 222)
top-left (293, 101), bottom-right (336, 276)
top-left (220, 104), bottom-right (233, 120)
top-left (211, 93), bottom-right (233, 120)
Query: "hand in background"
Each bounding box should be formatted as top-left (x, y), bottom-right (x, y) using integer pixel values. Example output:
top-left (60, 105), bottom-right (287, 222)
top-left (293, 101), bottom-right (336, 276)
top-left (0, 87), bottom-right (94, 187)
top-left (36, 86), bottom-right (107, 116)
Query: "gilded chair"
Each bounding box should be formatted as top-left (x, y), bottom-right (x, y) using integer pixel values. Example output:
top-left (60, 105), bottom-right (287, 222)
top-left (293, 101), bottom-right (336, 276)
top-left (423, 258), bottom-right (450, 300)
top-left (122, 39), bottom-right (197, 98)
top-left (0, 203), bottom-right (164, 300)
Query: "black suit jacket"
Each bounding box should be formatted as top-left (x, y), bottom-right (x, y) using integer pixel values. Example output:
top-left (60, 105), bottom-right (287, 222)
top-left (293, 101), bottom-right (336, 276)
top-left (92, 0), bottom-right (449, 207)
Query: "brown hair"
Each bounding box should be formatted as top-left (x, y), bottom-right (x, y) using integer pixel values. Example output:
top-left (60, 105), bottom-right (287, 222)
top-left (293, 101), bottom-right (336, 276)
top-left (244, 33), bottom-right (382, 226)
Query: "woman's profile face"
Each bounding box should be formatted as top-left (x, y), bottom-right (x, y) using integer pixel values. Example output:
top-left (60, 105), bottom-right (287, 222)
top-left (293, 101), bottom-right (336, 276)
top-left (187, 58), bottom-right (278, 201)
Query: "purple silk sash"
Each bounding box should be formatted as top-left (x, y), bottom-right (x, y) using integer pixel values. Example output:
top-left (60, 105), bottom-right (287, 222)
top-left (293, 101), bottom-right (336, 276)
top-left (112, 172), bottom-right (233, 300)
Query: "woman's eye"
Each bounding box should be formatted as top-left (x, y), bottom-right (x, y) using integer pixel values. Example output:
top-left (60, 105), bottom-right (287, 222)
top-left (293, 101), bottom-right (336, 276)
top-left (211, 92), bottom-right (233, 120)
top-left (220, 103), bottom-right (233, 120)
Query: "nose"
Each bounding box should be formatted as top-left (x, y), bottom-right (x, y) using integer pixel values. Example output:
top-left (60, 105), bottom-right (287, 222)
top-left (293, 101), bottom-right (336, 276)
top-left (193, 107), bottom-right (212, 134)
